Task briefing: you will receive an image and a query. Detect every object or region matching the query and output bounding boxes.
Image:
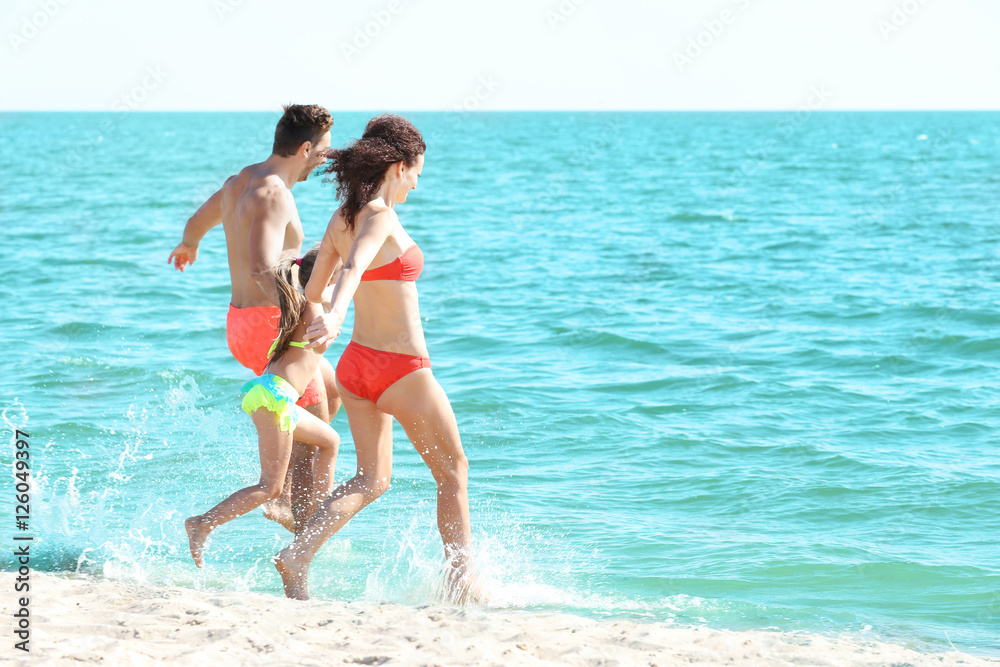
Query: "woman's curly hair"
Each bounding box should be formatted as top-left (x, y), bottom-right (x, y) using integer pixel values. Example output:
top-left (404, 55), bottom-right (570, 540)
top-left (324, 114), bottom-right (426, 234)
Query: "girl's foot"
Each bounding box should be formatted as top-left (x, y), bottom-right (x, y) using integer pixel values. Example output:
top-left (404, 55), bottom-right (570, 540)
top-left (262, 497), bottom-right (295, 532)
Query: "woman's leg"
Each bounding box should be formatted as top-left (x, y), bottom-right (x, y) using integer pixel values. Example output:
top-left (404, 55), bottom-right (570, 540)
top-left (185, 410), bottom-right (292, 567)
top-left (275, 384), bottom-right (394, 599)
top-left (376, 369), bottom-right (481, 602)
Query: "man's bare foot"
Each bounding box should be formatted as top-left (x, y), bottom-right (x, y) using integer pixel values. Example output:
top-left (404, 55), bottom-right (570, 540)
top-left (184, 516), bottom-right (212, 568)
top-left (262, 497), bottom-right (295, 532)
top-left (274, 546), bottom-right (310, 600)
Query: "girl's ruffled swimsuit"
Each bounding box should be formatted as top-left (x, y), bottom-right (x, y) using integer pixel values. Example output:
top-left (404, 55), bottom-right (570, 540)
top-left (241, 373), bottom-right (301, 433)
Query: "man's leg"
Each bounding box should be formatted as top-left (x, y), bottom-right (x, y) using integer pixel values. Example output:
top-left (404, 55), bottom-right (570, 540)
top-left (291, 373), bottom-right (329, 534)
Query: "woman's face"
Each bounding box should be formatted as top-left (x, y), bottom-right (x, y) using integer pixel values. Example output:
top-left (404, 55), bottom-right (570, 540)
top-left (396, 153), bottom-right (424, 204)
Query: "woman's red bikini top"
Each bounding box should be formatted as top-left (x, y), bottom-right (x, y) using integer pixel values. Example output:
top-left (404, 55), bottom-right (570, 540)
top-left (360, 244), bottom-right (424, 282)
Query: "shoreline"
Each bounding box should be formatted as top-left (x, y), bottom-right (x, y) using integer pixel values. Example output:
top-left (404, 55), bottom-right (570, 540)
top-left (2, 573), bottom-right (997, 666)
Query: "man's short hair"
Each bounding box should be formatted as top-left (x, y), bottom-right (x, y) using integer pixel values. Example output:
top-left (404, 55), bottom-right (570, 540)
top-left (272, 104), bottom-right (333, 157)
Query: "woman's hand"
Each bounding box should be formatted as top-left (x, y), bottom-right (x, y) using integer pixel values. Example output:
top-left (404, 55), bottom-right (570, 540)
top-left (305, 303), bottom-right (344, 351)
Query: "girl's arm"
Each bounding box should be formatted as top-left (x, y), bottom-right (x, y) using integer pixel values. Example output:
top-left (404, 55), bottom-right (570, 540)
top-left (304, 209), bottom-right (397, 350)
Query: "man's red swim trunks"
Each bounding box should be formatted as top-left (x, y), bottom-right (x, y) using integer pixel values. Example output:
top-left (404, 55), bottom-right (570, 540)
top-left (226, 304), bottom-right (321, 407)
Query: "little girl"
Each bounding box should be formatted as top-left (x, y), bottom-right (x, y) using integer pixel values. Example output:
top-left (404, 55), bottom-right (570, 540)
top-left (185, 246), bottom-right (341, 568)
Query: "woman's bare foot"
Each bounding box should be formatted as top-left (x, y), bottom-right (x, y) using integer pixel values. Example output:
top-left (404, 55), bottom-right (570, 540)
top-left (273, 546), bottom-right (311, 600)
top-left (262, 497), bottom-right (295, 532)
top-left (184, 516), bottom-right (212, 568)
top-left (445, 567), bottom-right (490, 605)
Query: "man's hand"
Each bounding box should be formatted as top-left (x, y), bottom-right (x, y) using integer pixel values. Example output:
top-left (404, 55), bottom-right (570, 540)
top-left (171, 185), bottom-right (226, 272)
top-left (168, 242), bottom-right (198, 272)
top-left (305, 306), bottom-right (345, 351)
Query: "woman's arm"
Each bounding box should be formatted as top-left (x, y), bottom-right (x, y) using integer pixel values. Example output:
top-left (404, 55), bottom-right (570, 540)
top-left (304, 209), bottom-right (397, 350)
top-left (304, 227), bottom-right (343, 304)
top-left (319, 261), bottom-right (343, 308)
top-left (298, 261), bottom-right (341, 353)
top-left (300, 232), bottom-right (343, 352)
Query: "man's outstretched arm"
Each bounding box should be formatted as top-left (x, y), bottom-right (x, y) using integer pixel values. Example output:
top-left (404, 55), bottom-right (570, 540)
top-left (168, 184), bottom-right (227, 272)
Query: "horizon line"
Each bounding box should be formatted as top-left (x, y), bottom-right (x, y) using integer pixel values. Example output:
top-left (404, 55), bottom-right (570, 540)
top-left (2, 108), bottom-right (999, 114)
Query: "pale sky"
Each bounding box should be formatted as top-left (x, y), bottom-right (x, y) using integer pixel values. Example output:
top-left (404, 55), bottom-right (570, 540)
top-left (1, 0), bottom-right (998, 111)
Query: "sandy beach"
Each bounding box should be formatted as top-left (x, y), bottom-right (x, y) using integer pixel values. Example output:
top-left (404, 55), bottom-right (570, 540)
top-left (1, 573), bottom-right (995, 666)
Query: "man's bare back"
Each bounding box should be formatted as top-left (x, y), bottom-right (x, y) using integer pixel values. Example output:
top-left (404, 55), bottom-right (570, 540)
top-left (221, 166), bottom-right (304, 308)
top-left (169, 114), bottom-right (332, 309)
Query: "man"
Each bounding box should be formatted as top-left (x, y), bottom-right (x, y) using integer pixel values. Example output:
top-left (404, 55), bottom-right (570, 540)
top-left (168, 104), bottom-right (342, 534)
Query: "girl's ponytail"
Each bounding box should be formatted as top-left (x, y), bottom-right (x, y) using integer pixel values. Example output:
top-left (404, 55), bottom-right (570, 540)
top-left (271, 255), bottom-right (305, 362)
top-left (270, 243), bottom-right (322, 363)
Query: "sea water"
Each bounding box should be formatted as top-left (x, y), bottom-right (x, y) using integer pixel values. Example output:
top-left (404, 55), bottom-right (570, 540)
top-left (1, 111), bottom-right (998, 656)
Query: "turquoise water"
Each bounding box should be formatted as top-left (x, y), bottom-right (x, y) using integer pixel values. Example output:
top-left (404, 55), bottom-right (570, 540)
top-left (1, 111), bottom-right (998, 656)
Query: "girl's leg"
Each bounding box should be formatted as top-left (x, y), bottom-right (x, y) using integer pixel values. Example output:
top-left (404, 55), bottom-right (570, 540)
top-left (275, 384), bottom-right (393, 599)
top-left (264, 370), bottom-right (333, 533)
top-left (376, 369), bottom-right (481, 602)
top-left (185, 410), bottom-right (292, 567)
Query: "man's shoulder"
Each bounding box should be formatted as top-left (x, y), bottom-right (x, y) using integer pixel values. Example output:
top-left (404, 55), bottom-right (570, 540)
top-left (243, 175), bottom-right (293, 212)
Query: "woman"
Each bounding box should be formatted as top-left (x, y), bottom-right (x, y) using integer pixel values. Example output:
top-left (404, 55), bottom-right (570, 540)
top-left (273, 114), bottom-right (482, 603)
